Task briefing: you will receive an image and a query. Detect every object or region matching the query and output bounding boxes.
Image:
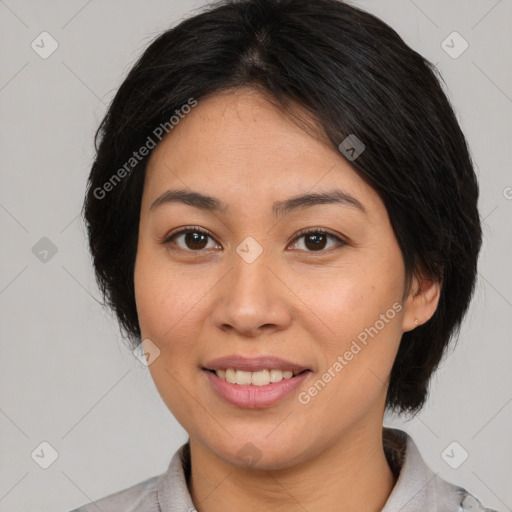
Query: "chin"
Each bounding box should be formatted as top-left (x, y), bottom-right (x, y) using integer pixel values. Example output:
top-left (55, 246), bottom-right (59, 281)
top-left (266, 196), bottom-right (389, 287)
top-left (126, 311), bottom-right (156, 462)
top-left (206, 435), bottom-right (304, 472)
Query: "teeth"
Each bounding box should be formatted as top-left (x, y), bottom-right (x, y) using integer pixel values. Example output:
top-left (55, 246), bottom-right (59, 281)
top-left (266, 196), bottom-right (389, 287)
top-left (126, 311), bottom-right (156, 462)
top-left (235, 370), bottom-right (252, 385)
top-left (215, 368), bottom-right (297, 386)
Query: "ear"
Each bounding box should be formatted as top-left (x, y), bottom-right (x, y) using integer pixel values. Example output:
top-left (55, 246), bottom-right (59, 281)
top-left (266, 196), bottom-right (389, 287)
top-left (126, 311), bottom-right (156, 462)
top-left (401, 271), bottom-right (442, 332)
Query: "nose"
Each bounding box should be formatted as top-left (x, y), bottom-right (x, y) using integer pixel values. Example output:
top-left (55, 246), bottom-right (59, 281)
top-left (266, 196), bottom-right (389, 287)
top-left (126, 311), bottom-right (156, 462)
top-left (210, 249), bottom-right (293, 338)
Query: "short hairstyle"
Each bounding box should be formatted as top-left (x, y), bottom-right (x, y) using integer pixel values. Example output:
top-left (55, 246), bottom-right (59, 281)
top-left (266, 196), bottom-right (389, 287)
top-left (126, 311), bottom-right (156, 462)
top-left (83, 0), bottom-right (482, 416)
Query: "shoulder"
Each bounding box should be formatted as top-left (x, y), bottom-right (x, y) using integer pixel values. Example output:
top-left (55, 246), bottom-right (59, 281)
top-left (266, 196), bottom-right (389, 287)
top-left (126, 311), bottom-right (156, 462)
top-left (69, 441), bottom-right (192, 512)
top-left (69, 473), bottom-right (161, 512)
top-left (433, 473), bottom-right (500, 512)
top-left (383, 428), bottom-right (500, 512)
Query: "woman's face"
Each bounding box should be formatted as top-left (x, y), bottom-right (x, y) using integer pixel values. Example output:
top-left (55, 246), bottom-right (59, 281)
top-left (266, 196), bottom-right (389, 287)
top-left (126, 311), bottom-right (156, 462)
top-left (134, 88), bottom-right (424, 469)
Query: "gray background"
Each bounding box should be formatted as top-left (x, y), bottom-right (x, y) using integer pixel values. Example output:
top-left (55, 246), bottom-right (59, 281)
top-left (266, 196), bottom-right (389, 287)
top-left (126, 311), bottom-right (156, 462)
top-left (0, 1), bottom-right (511, 511)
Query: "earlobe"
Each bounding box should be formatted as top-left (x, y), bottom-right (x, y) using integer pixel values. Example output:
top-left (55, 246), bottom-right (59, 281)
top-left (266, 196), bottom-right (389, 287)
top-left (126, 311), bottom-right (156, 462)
top-left (401, 273), bottom-right (442, 332)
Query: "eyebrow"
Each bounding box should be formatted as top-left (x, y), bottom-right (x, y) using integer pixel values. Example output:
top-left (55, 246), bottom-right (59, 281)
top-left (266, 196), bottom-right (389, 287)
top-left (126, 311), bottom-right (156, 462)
top-left (149, 188), bottom-right (367, 217)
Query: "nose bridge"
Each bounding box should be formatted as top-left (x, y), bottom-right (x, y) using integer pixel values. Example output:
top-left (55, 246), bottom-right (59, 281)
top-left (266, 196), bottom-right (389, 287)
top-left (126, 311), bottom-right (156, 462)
top-left (232, 246), bottom-right (272, 299)
top-left (211, 240), bottom-right (291, 335)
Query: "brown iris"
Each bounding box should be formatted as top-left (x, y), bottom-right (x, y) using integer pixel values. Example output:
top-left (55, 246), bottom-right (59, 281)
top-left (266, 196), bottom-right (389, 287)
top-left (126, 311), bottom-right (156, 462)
top-left (184, 231), bottom-right (209, 250)
top-left (304, 232), bottom-right (328, 251)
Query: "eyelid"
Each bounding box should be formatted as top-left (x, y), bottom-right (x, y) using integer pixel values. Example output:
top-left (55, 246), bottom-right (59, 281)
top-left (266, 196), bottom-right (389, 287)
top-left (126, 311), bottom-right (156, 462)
top-left (160, 225), bottom-right (216, 246)
top-left (160, 225), bottom-right (347, 252)
top-left (288, 227), bottom-right (347, 251)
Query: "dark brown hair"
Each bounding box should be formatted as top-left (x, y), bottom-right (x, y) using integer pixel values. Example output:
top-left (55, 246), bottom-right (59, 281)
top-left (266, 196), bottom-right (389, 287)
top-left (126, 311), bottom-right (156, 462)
top-left (82, 0), bottom-right (482, 415)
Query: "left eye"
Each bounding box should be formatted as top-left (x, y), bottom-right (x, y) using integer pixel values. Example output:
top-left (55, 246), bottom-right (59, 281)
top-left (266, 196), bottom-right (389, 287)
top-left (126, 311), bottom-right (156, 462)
top-left (289, 228), bottom-right (345, 252)
top-left (161, 227), bottom-right (345, 252)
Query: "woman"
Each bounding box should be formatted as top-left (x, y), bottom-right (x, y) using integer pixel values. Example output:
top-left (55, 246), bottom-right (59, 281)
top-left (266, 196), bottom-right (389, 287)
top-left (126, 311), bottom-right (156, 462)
top-left (72, 0), bottom-right (497, 510)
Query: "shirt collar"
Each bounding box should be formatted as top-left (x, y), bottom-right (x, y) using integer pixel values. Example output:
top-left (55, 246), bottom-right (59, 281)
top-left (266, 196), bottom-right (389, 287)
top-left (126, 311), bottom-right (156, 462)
top-left (154, 427), bottom-right (487, 512)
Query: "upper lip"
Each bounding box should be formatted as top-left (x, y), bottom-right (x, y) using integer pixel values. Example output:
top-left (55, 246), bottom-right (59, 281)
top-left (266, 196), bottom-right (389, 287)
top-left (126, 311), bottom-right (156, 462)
top-left (203, 355), bottom-right (310, 373)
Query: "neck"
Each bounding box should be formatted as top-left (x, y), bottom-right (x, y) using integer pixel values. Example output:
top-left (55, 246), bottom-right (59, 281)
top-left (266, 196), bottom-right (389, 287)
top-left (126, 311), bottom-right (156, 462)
top-left (187, 423), bottom-right (397, 512)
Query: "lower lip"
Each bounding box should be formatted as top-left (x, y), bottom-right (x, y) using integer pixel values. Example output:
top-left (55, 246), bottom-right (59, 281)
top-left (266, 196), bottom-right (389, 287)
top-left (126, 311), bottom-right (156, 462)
top-left (203, 369), bottom-right (312, 408)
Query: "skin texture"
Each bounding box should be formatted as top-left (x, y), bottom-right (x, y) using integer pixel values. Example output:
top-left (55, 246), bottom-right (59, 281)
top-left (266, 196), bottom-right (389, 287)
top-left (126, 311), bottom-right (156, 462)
top-left (134, 88), bottom-right (441, 512)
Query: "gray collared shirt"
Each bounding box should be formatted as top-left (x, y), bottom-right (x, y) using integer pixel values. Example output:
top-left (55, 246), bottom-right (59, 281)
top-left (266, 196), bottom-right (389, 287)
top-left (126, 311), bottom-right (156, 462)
top-left (70, 428), bottom-right (498, 512)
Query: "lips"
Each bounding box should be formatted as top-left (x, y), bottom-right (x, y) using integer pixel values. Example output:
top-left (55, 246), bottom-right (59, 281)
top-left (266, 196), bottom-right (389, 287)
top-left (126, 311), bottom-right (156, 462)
top-left (203, 355), bottom-right (310, 373)
top-left (201, 355), bottom-right (313, 408)
top-left (203, 367), bottom-right (312, 408)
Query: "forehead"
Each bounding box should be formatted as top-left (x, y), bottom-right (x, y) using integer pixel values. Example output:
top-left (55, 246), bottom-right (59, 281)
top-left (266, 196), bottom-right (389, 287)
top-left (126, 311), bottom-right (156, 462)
top-left (143, 88), bottom-right (381, 215)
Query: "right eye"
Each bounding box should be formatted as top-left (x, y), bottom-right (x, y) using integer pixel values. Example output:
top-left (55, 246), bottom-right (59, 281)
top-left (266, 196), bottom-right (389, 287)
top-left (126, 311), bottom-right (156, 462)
top-left (160, 226), bottom-right (222, 252)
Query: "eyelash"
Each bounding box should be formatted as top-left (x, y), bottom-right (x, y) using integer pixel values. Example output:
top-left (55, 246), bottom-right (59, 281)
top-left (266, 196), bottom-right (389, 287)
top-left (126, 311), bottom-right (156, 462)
top-left (160, 226), bottom-right (346, 254)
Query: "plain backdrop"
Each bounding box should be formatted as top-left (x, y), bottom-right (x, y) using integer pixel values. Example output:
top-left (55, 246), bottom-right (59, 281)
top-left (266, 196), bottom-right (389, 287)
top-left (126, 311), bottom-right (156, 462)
top-left (0, 1), bottom-right (511, 511)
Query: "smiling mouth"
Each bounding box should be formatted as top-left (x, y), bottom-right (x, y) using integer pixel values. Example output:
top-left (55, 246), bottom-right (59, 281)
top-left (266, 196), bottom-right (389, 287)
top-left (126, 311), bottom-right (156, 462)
top-left (204, 368), bottom-right (310, 386)
top-left (202, 367), bottom-right (312, 408)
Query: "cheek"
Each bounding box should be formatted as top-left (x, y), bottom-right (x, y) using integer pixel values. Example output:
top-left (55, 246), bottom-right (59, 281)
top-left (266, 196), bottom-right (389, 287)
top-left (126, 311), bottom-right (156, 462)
top-left (297, 260), bottom-right (403, 341)
top-left (134, 251), bottom-right (207, 425)
top-left (134, 246), bottom-right (208, 343)
top-left (296, 251), bottom-right (405, 393)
